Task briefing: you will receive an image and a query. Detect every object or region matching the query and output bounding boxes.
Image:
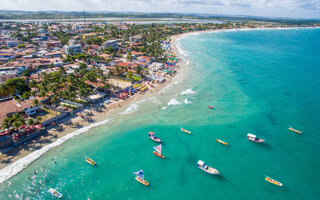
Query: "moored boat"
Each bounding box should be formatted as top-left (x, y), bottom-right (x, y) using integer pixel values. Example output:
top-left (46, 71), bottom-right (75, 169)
top-left (208, 106), bottom-right (214, 109)
top-left (148, 132), bottom-right (161, 143)
top-left (85, 158), bottom-right (96, 166)
top-left (153, 144), bottom-right (165, 158)
top-left (133, 170), bottom-right (149, 186)
top-left (289, 127), bottom-right (302, 134)
top-left (180, 128), bottom-right (191, 134)
top-left (265, 176), bottom-right (283, 186)
top-left (247, 133), bottom-right (265, 143)
top-left (216, 139), bottom-right (228, 145)
top-left (197, 160), bottom-right (220, 175)
top-left (48, 188), bottom-right (63, 198)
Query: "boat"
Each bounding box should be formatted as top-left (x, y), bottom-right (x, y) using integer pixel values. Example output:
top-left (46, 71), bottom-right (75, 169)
top-left (48, 188), bottom-right (63, 198)
top-left (289, 127), bottom-right (302, 134)
top-left (148, 132), bottom-right (161, 143)
top-left (216, 139), bottom-right (228, 145)
top-left (247, 133), bottom-right (265, 143)
top-left (208, 106), bottom-right (214, 109)
top-left (265, 176), bottom-right (283, 186)
top-left (85, 157), bottom-right (96, 166)
top-left (180, 128), bottom-right (191, 134)
top-left (197, 160), bottom-right (220, 175)
top-left (133, 170), bottom-right (149, 186)
top-left (153, 144), bottom-right (165, 158)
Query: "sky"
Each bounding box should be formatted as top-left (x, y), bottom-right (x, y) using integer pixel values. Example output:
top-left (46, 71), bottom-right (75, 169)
top-left (0, 0), bottom-right (319, 19)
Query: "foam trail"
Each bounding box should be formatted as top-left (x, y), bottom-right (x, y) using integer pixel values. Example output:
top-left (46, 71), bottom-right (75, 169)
top-left (0, 118), bottom-right (111, 184)
top-left (119, 103), bottom-right (139, 115)
top-left (181, 89), bottom-right (196, 95)
top-left (168, 99), bottom-right (181, 106)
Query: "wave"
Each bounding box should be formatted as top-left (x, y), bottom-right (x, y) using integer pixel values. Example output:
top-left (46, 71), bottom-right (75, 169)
top-left (184, 98), bottom-right (193, 104)
top-left (0, 118), bottom-right (111, 184)
top-left (119, 103), bottom-right (139, 115)
top-left (158, 84), bottom-right (173, 95)
top-left (168, 98), bottom-right (181, 106)
top-left (181, 89), bottom-right (197, 95)
top-left (161, 107), bottom-right (167, 111)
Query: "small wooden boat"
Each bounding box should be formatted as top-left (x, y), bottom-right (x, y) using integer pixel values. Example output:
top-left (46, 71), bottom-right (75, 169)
top-left (216, 139), bottom-right (228, 145)
top-left (153, 144), bottom-right (165, 158)
top-left (133, 170), bottom-right (149, 186)
top-left (48, 188), bottom-right (63, 198)
top-left (85, 158), bottom-right (96, 166)
top-left (265, 176), bottom-right (283, 186)
top-left (197, 160), bottom-right (220, 175)
top-left (208, 106), bottom-right (214, 109)
top-left (148, 132), bottom-right (161, 143)
top-left (289, 127), bottom-right (302, 134)
top-left (247, 133), bottom-right (265, 143)
top-left (180, 128), bottom-right (191, 134)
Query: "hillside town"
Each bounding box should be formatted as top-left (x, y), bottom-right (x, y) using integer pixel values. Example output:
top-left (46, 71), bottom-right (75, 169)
top-left (0, 21), bottom-right (318, 151)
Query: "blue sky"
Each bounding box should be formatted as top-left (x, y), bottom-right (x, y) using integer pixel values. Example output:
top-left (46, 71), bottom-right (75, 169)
top-left (0, 0), bottom-right (319, 19)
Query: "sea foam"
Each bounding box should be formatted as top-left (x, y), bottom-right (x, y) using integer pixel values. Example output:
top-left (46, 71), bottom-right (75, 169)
top-left (184, 98), bottom-right (193, 104)
top-left (168, 99), bottom-right (181, 106)
top-left (0, 118), bottom-right (111, 184)
top-left (181, 89), bottom-right (196, 95)
top-left (119, 103), bottom-right (139, 115)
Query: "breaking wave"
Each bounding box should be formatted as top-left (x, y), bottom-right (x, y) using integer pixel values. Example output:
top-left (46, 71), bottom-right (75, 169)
top-left (184, 98), bottom-right (193, 104)
top-left (168, 98), bottom-right (181, 106)
top-left (181, 89), bottom-right (196, 95)
top-left (119, 103), bottom-right (139, 115)
top-left (0, 118), bottom-right (111, 184)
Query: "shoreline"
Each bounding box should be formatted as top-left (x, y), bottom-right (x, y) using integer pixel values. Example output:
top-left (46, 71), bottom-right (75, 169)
top-left (0, 32), bottom-right (189, 183)
top-left (0, 26), bottom-right (317, 183)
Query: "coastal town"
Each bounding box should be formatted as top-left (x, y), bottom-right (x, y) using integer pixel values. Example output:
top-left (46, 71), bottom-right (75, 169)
top-left (0, 19), bottom-right (319, 167)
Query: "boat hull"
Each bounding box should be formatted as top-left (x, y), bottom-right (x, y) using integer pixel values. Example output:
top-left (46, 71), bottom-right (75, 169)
top-left (135, 177), bottom-right (149, 186)
top-left (85, 158), bottom-right (96, 166)
top-left (181, 128), bottom-right (191, 134)
top-left (216, 139), bottom-right (228, 145)
top-left (153, 151), bottom-right (165, 158)
top-left (289, 128), bottom-right (302, 134)
top-left (265, 177), bottom-right (283, 186)
top-left (198, 167), bottom-right (220, 175)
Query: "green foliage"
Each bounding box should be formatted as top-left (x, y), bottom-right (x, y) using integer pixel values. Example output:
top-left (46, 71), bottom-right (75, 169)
top-left (5, 78), bottom-right (30, 95)
top-left (17, 43), bottom-right (26, 48)
top-left (104, 47), bottom-right (115, 54)
top-left (85, 37), bottom-right (104, 45)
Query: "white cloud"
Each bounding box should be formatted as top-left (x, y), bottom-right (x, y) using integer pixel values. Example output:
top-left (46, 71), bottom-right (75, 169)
top-left (0, 0), bottom-right (319, 18)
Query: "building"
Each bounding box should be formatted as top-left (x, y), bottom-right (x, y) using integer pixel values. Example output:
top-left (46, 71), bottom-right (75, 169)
top-left (103, 40), bottom-right (118, 49)
top-left (6, 40), bottom-right (18, 48)
top-left (64, 45), bottom-right (83, 55)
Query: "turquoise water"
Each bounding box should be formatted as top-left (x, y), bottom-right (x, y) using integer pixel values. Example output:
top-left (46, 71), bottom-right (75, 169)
top-left (1, 28), bottom-right (320, 199)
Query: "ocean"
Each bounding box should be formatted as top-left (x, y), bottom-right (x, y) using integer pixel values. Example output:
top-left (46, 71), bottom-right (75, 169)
top-left (1, 28), bottom-right (320, 199)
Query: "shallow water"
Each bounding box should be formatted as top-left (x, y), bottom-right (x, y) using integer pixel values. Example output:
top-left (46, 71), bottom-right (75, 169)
top-left (1, 28), bottom-right (320, 199)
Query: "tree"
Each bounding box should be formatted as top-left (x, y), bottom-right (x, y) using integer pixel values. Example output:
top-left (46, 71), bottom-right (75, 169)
top-left (126, 51), bottom-right (133, 61)
top-left (36, 116), bottom-right (42, 124)
top-left (17, 44), bottom-right (26, 49)
top-left (126, 71), bottom-right (133, 81)
top-left (27, 118), bottom-right (34, 126)
top-left (5, 78), bottom-right (30, 95)
top-left (32, 99), bottom-right (39, 107)
top-left (22, 70), bottom-right (30, 77)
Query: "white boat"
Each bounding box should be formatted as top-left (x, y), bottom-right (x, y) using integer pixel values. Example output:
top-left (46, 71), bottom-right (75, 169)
top-left (48, 188), bottom-right (63, 198)
top-left (247, 133), bottom-right (265, 143)
top-left (197, 160), bottom-right (220, 175)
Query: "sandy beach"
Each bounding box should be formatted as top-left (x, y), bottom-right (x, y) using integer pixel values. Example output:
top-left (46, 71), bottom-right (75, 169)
top-left (0, 32), bottom-right (189, 177)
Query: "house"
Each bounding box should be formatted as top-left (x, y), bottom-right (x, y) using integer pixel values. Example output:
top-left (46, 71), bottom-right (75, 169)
top-left (103, 40), bottom-right (118, 49)
top-left (6, 40), bottom-right (18, 48)
top-left (64, 45), bottom-right (83, 55)
top-left (43, 51), bottom-right (62, 58)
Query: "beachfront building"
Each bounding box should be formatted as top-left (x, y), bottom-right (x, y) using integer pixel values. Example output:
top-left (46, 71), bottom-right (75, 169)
top-left (64, 45), bottom-right (83, 55)
top-left (103, 40), bottom-right (118, 49)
